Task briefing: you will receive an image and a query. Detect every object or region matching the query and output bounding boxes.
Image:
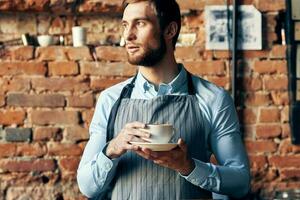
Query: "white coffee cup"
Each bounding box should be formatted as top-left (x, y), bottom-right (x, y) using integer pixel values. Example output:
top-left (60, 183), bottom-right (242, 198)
top-left (72, 26), bottom-right (86, 47)
top-left (139, 124), bottom-right (175, 144)
top-left (37, 35), bottom-right (53, 47)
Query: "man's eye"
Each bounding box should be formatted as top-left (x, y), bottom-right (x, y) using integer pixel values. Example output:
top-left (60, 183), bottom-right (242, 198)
top-left (137, 21), bottom-right (145, 26)
top-left (121, 23), bottom-right (128, 29)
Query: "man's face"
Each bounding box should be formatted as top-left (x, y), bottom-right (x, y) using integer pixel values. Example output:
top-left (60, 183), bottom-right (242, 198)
top-left (122, 1), bottom-right (166, 66)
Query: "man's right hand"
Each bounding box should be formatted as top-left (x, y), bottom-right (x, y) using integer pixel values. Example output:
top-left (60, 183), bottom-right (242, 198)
top-left (105, 121), bottom-right (150, 159)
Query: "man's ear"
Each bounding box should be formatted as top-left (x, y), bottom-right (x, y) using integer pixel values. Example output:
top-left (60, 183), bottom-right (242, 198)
top-left (164, 22), bottom-right (178, 40)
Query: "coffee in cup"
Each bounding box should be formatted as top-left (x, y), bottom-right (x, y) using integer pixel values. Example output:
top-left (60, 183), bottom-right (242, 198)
top-left (139, 124), bottom-right (174, 144)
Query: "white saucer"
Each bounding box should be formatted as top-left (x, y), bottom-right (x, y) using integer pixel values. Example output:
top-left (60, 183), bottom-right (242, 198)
top-left (131, 142), bottom-right (177, 151)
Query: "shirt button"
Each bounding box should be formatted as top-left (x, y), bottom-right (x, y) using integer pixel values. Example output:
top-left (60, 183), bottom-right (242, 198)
top-left (104, 162), bottom-right (112, 170)
top-left (191, 178), bottom-right (198, 185)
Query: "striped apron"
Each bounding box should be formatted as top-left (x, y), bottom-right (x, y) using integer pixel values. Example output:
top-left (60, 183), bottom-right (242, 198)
top-left (105, 72), bottom-right (212, 200)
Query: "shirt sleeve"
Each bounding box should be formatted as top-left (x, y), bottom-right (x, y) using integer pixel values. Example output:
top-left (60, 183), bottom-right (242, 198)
top-left (180, 90), bottom-right (250, 199)
top-left (77, 91), bottom-right (119, 198)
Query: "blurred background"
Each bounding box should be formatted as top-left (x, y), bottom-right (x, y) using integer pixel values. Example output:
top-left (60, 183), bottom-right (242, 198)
top-left (0, 0), bottom-right (299, 199)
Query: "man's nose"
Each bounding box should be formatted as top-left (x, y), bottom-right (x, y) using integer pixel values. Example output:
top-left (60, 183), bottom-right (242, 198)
top-left (123, 26), bottom-right (136, 41)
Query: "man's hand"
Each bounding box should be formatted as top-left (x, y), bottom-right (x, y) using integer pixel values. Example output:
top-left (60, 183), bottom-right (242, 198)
top-left (134, 138), bottom-right (195, 176)
top-left (106, 121), bottom-right (150, 159)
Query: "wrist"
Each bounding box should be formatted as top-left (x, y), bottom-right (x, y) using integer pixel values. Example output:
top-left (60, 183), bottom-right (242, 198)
top-left (105, 141), bottom-right (116, 159)
top-left (178, 158), bottom-right (195, 176)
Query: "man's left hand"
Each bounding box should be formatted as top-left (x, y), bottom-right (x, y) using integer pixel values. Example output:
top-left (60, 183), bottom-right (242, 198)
top-left (134, 138), bottom-right (195, 176)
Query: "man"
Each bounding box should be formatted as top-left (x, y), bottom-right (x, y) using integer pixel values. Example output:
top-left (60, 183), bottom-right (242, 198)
top-left (77, 0), bottom-right (250, 199)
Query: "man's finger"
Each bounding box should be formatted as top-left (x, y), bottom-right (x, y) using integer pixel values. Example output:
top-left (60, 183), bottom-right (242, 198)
top-left (127, 128), bottom-right (151, 139)
top-left (125, 121), bottom-right (146, 129)
top-left (178, 138), bottom-right (187, 152)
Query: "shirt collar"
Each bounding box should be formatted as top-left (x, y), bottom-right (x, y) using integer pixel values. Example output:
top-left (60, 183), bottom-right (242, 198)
top-left (135, 64), bottom-right (187, 94)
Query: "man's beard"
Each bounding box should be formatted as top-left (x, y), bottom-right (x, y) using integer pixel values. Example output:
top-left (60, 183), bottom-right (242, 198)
top-left (127, 34), bottom-right (166, 67)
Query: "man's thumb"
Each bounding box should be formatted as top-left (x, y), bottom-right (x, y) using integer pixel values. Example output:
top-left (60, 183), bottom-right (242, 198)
top-left (178, 138), bottom-right (187, 151)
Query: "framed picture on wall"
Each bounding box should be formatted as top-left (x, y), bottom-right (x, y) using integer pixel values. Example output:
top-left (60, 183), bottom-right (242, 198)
top-left (205, 5), bottom-right (262, 50)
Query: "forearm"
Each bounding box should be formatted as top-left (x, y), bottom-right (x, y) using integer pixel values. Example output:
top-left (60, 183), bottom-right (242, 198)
top-left (77, 149), bottom-right (119, 198)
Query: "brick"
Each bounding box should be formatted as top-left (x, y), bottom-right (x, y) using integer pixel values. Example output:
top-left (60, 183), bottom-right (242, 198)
top-left (279, 138), bottom-right (300, 154)
top-left (48, 16), bottom-right (72, 35)
top-left (241, 50), bottom-right (270, 59)
top-left (248, 155), bottom-right (268, 169)
top-left (7, 93), bottom-right (65, 107)
top-left (256, 124), bottom-right (281, 139)
top-left (0, 94), bottom-right (4, 107)
top-left (0, 1), bottom-right (11, 11)
top-left (95, 46), bottom-right (127, 61)
top-left (281, 123), bottom-right (290, 138)
top-left (259, 108), bottom-right (280, 122)
top-left (78, 0), bottom-right (123, 13)
top-left (184, 61), bottom-right (226, 75)
top-left (213, 50), bottom-right (231, 59)
top-left (37, 14), bottom-right (51, 34)
top-left (48, 61), bottom-right (79, 75)
top-left (66, 47), bottom-right (93, 61)
top-left (263, 76), bottom-right (288, 90)
top-left (239, 77), bottom-right (262, 91)
top-left (90, 77), bottom-right (127, 90)
top-left (59, 157), bottom-right (80, 172)
top-left (244, 92), bottom-right (271, 106)
top-left (253, 60), bottom-right (287, 74)
top-left (6, 186), bottom-right (64, 200)
top-left (256, 0), bottom-right (285, 12)
top-left (64, 126), bottom-right (89, 143)
top-left (202, 50), bottom-right (213, 60)
top-left (0, 143), bottom-right (16, 157)
top-left (0, 159), bottom-right (56, 172)
top-left (77, 15), bottom-right (105, 33)
top-left (270, 45), bottom-right (286, 59)
top-left (241, 125), bottom-right (255, 139)
top-left (270, 91), bottom-right (289, 105)
top-left (269, 155), bottom-right (300, 168)
top-left (279, 139), bottom-right (293, 154)
top-left (16, 143), bottom-right (46, 157)
top-left (281, 106), bottom-right (289, 123)
top-left (67, 93), bottom-right (94, 108)
top-left (0, 110), bottom-right (25, 125)
top-left (280, 169), bottom-right (300, 180)
top-left (265, 169), bottom-right (278, 181)
top-left (31, 110), bottom-right (79, 125)
top-left (35, 46), bottom-right (68, 61)
top-left (80, 61), bottom-right (137, 76)
top-left (177, 0), bottom-right (205, 10)
top-left (47, 142), bottom-right (83, 156)
top-left (175, 47), bottom-right (201, 60)
top-left (204, 76), bottom-right (229, 89)
top-left (5, 128), bottom-right (32, 142)
top-left (237, 108), bottom-right (257, 124)
top-left (0, 61), bottom-right (46, 75)
top-left (6, 46), bottom-right (34, 61)
top-left (245, 140), bottom-right (277, 154)
top-left (31, 77), bottom-right (90, 92)
top-left (33, 127), bottom-right (62, 141)
top-left (82, 109), bottom-right (94, 128)
top-left (0, 77), bottom-right (31, 94)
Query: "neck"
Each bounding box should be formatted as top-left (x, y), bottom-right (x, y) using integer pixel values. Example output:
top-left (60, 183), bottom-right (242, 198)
top-left (139, 53), bottom-right (179, 86)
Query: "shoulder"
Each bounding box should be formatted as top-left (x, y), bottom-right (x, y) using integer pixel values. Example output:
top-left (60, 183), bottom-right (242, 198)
top-left (191, 75), bottom-right (234, 127)
top-left (191, 74), bottom-right (229, 105)
top-left (99, 77), bottom-right (134, 103)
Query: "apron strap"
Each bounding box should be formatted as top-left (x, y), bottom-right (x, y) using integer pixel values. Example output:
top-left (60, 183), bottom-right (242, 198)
top-left (106, 70), bottom-right (194, 142)
top-left (106, 75), bottom-right (137, 142)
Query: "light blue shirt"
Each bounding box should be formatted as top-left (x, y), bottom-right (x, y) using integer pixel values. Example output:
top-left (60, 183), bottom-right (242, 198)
top-left (77, 65), bottom-right (250, 199)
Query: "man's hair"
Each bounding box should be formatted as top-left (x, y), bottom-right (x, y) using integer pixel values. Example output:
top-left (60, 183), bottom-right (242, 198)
top-left (122, 0), bottom-right (181, 49)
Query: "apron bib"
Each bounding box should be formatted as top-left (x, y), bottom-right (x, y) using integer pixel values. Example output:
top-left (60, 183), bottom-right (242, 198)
top-left (106, 72), bottom-right (212, 200)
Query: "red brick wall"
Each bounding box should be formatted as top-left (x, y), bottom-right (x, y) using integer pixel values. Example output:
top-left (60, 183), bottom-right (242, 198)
top-left (1, 0), bottom-right (299, 199)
